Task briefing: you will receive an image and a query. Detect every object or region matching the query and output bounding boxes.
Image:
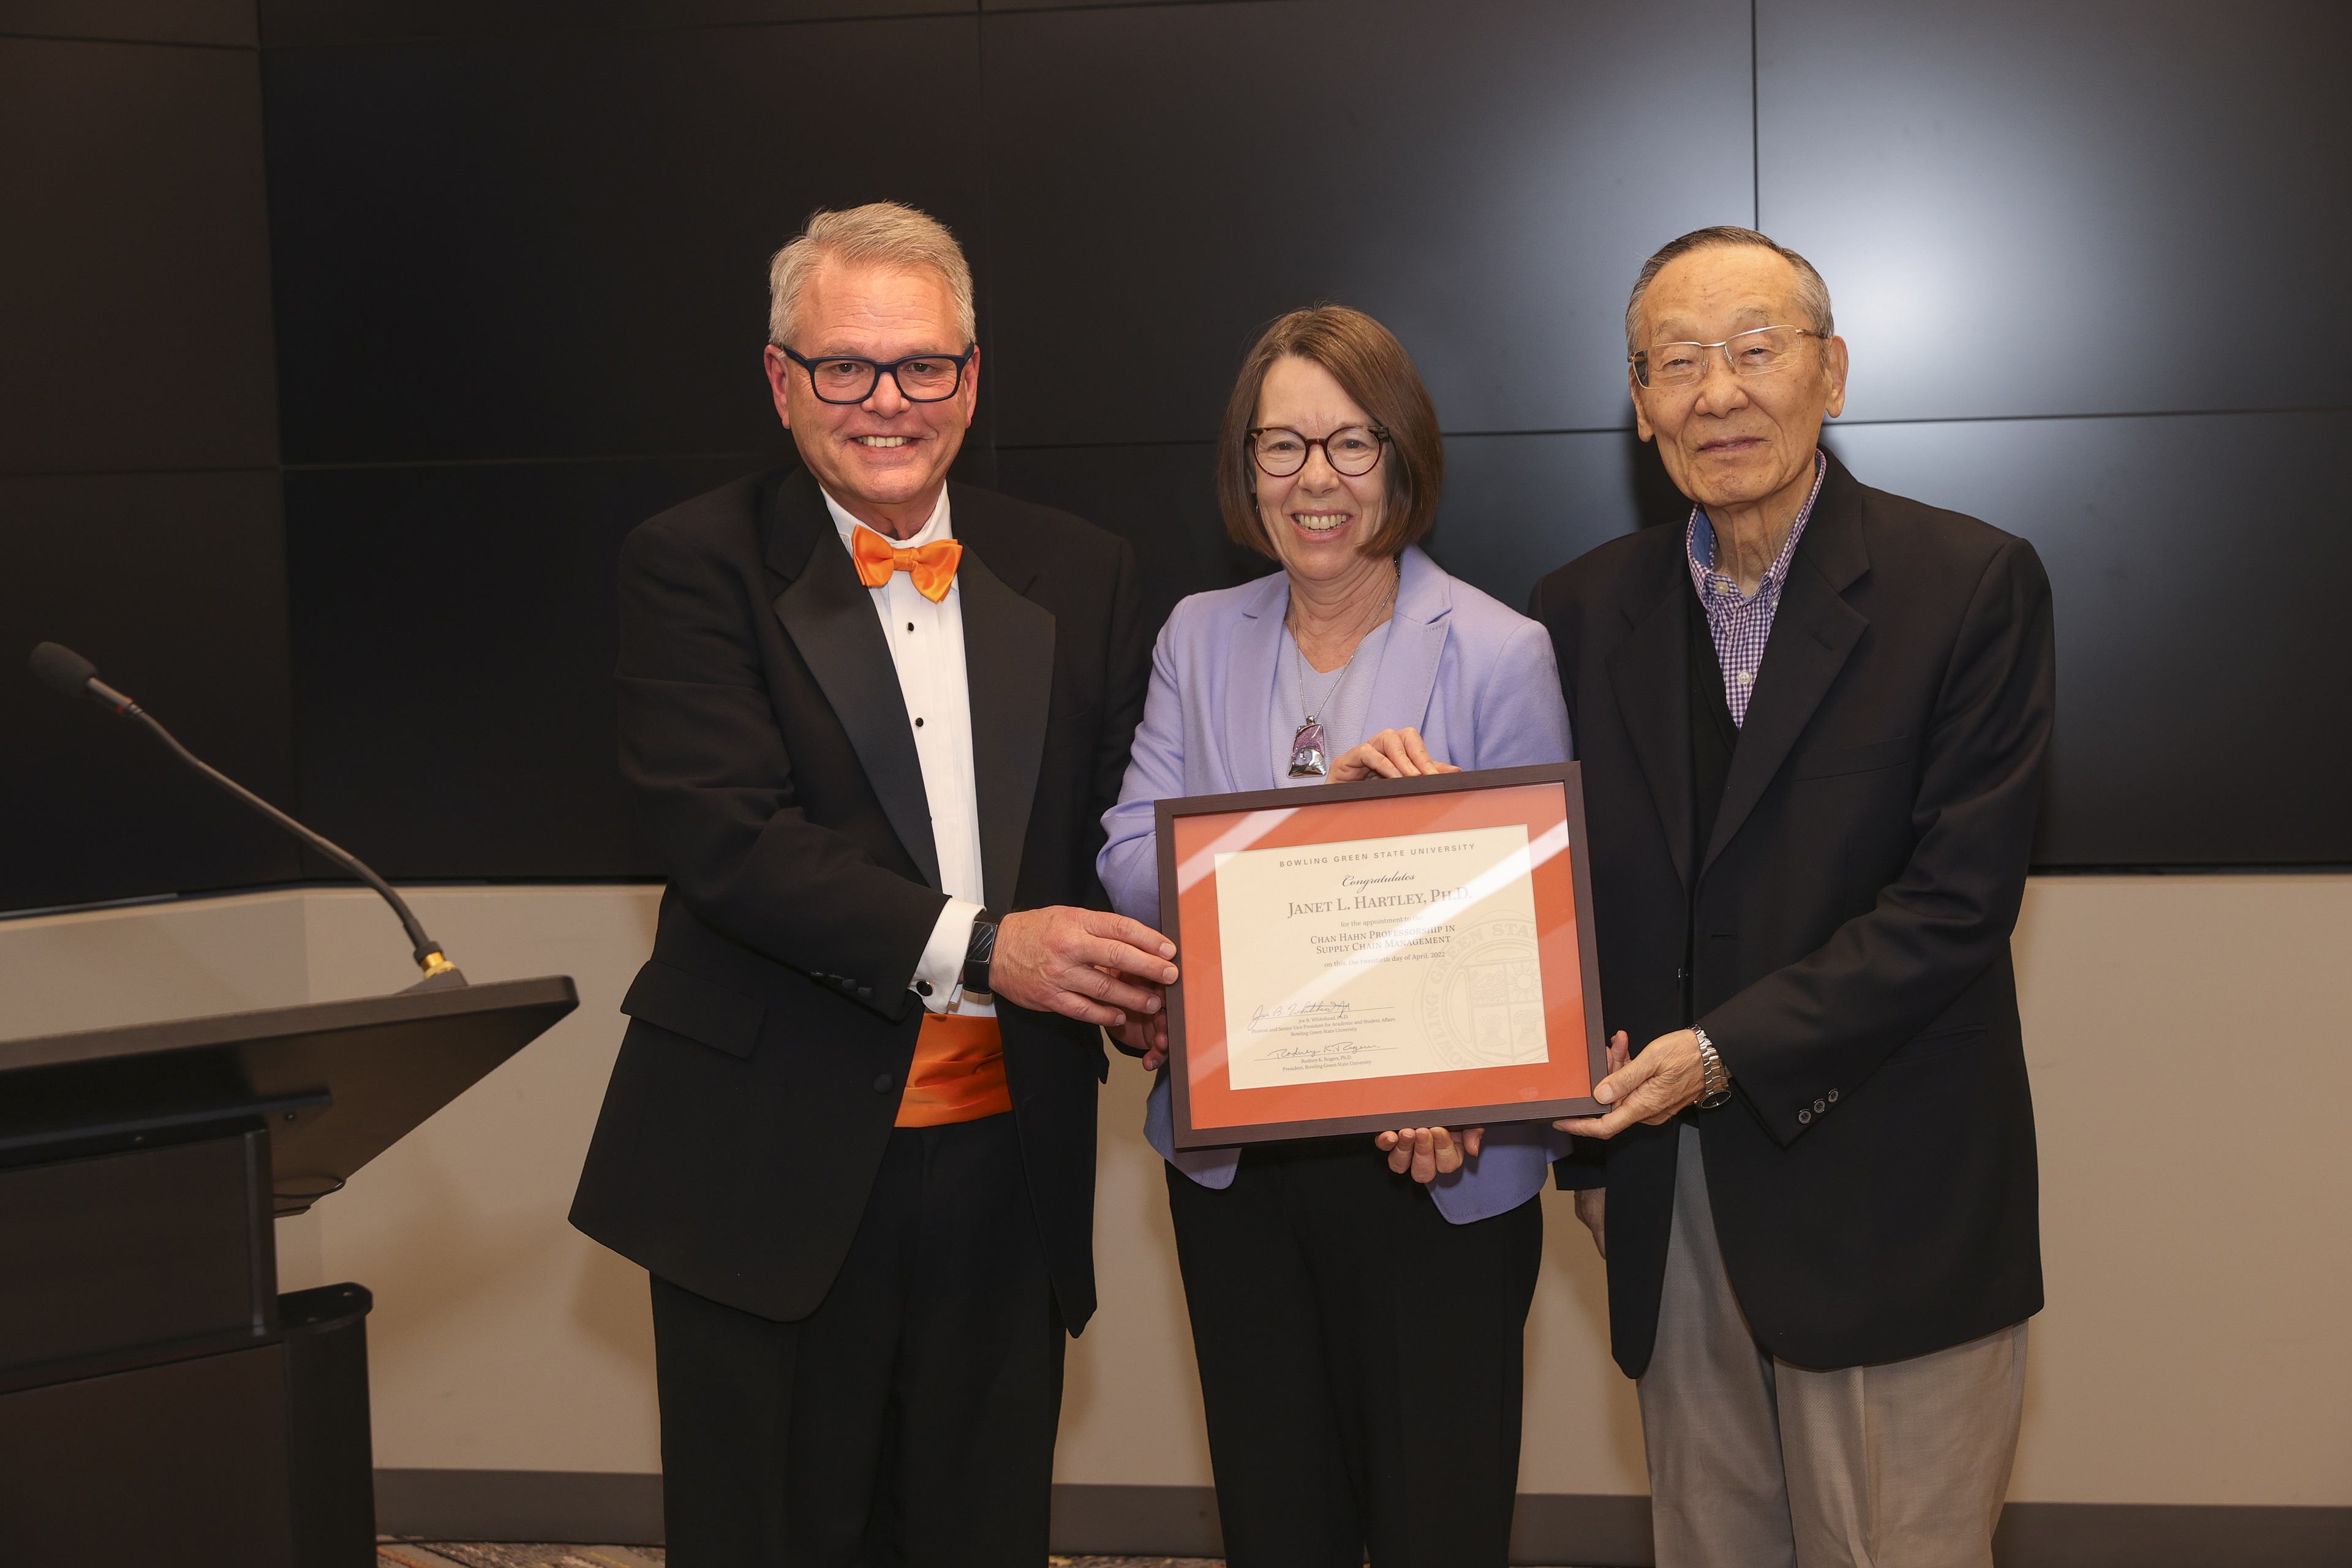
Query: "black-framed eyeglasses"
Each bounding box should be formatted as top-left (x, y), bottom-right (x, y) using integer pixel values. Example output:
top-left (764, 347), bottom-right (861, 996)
top-left (1630, 325), bottom-right (1826, 390)
top-left (1246, 424), bottom-right (1390, 478)
top-left (778, 345), bottom-right (976, 404)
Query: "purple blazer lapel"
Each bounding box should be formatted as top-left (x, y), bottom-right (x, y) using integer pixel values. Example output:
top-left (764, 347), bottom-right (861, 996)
top-left (1359, 545), bottom-right (1449, 744)
top-left (1223, 571), bottom-right (1287, 791)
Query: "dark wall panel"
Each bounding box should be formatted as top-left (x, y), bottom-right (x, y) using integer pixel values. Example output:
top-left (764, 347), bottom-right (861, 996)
top-left (259, 0), bottom-right (962, 47)
top-left (1758, 0), bottom-right (2352, 423)
top-left (982, 0), bottom-right (1752, 448)
top-left (1823, 412), bottom-right (2351, 865)
top-left (14, 0), bottom-right (2335, 914)
top-left (1425, 431), bottom-right (1686, 617)
top-left (263, 15), bottom-right (983, 466)
top-left (993, 442), bottom-right (1254, 635)
top-left (282, 457), bottom-right (760, 879)
top-left (0, 0), bottom-right (254, 46)
top-left (0, 38), bottom-right (277, 473)
top-left (1, 472), bottom-right (300, 910)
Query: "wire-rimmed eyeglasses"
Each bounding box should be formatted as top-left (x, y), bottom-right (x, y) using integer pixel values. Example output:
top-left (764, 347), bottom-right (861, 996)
top-left (779, 345), bottom-right (976, 404)
top-left (1630, 325), bottom-right (1826, 390)
top-left (1247, 424), bottom-right (1390, 478)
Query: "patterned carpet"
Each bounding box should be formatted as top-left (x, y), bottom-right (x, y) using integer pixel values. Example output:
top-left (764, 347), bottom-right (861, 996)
top-left (376, 1550), bottom-right (1215, 1568)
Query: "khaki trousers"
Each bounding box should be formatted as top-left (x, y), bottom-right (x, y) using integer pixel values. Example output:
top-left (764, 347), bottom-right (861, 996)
top-left (1638, 1124), bottom-right (2027, 1568)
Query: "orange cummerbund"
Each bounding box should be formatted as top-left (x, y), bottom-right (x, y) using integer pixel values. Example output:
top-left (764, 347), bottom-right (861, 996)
top-left (894, 1012), bottom-right (1012, 1127)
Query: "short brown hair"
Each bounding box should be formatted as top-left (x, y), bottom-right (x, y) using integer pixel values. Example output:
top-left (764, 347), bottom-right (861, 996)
top-left (1216, 304), bottom-right (1444, 560)
top-left (1624, 225), bottom-right (1834, 352)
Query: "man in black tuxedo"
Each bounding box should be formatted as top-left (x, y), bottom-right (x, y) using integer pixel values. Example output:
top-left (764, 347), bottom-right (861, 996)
top-left (570, 202), bottom-right (1175, 1567)
top-left (1531, 228), bottom-right (2055, 1568)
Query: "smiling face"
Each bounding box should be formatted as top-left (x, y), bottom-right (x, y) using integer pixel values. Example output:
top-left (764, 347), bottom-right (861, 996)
top-left (1251, 355), bottom-right (1392, 587)
top-left (761, 260), bottom-right (978, 535)
top-left (1629, 244), bottom-right (1848, 516)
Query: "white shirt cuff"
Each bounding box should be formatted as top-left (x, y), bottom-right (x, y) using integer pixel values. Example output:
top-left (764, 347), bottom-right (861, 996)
top-left (913, 897), bottom-right (983, 1014)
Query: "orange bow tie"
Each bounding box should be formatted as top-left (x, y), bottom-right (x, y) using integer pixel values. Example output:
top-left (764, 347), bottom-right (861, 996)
top-left (850, 527), bottom-right (963, 603)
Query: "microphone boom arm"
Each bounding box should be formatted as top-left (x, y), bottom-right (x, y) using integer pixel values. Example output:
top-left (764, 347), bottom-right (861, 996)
top-left (123, 703), bottom-right (461, 985)
top-left (28, 640), bottom-right (461, 989)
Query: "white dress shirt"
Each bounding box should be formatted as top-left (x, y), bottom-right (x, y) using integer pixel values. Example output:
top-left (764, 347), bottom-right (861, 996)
top-left (822, 487), bottom-right (990, 1017)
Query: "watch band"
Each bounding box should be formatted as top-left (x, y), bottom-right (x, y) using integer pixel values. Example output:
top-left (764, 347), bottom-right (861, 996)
top-left (1692, 1026), bottom-right (1732, 1109)
top-left (961, 907), bottom-right (1000, 998)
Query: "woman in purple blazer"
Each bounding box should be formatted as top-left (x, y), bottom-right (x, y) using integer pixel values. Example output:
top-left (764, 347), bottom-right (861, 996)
top-left (1096, 306), bottom-right (1573, 1568)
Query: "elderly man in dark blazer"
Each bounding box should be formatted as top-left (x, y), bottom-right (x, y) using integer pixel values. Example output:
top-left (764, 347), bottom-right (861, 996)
top-left (1530, 227), bottom-right (2055, 1568)
top-left (569, 202), bottom-right (1174, 1568)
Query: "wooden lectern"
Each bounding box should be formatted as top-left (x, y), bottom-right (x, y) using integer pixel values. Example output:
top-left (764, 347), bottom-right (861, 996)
top-left (0, 977), bottom-right (577, 1566)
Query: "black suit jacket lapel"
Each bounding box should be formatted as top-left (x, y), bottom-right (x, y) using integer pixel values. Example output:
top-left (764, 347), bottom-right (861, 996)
top-left (954, 503), bottom-right (1055, 912)
top-left (1701, 458), bottom-right (1872, 875)
top-left (1608, 535), bottom-right (1698, 892)
top-left (766, 471), bottom-right (943, 891)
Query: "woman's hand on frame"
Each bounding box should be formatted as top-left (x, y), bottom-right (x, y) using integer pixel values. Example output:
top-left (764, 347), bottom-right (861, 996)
top-left (1374, 1125), bottom-right (1484, 1183)
top-left (1327, 726), bottom-right (1461, 783)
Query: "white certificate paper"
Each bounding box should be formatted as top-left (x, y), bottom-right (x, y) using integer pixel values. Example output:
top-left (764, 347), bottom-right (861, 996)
top-left (1213, 824), bottom-right (1551, 1090)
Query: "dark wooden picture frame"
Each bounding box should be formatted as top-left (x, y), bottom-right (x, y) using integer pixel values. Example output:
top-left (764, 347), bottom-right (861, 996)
top-left (1153, 763), bottom-right (1608, 1148)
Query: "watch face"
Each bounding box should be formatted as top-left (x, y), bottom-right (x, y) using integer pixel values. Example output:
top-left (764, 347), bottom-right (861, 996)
top-left (963, 917), bottom-right (998, 995)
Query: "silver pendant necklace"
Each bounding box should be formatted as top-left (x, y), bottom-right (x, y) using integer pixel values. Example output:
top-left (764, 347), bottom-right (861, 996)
top-left (1286, 565), bottom-right (1398, 778)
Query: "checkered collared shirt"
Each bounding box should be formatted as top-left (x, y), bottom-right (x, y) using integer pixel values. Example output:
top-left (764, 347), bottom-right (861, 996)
top-left (1686, 451), bottom-right (1828, 727)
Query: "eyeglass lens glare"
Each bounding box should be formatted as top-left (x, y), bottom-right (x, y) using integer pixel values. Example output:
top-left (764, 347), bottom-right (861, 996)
top-left (1639, 326), bottom-right (1808, 389)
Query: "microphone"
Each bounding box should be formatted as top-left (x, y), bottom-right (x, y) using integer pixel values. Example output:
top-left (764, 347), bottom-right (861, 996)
top-left (28, 641), bottom-right (466, 992)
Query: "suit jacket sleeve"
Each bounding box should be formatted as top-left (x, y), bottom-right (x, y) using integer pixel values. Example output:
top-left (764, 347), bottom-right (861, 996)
top-left (1701, 536), bottom-right (2057, 1144)
top-left (1522, 578), bottom-right (1610, 1189)
top-left (1097, 602), bottom-right (1187, 929)
top-left (1468, 615), bottom-right (1575, 769)
top-left (1089, 538), bottom-right (1153, 913)
top-left (616, 513), bottom-right (946, 1008)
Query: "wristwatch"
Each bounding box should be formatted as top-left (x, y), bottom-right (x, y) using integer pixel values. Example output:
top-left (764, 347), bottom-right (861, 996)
top-left (961, 908), bottom-right (1001, 998)
top-left (1692, 1026), bottom-right (1732, 1109)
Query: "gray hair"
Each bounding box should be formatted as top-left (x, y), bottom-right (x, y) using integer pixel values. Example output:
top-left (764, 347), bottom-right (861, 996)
top-left (766, 202), bottom-right (977, 349)
top-left (1624, 225), bottom-right (1834, 353)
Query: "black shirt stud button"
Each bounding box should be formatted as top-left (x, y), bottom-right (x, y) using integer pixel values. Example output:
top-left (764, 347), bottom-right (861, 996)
top-left (914, 980), bottom-right (933, 997)
top-left (873, 1073), bottom-right (894, 1093)
top-left (1798, 1109), bottom-right (1812, 1125)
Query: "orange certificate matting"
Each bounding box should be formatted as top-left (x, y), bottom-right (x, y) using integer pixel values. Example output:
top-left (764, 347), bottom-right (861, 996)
top-left (1157, 767), bottom-right (1604, 1147)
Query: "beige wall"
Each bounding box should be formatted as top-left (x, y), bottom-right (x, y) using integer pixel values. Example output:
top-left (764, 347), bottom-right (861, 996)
top-left (2, 876), bottom-right (2346, 1505)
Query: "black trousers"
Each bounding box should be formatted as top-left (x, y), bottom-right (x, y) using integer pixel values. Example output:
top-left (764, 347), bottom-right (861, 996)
top-left (1166, 1137), bottom-right (1544, 1568)
top-left (650, 1113), bottom-right (1064, 1568)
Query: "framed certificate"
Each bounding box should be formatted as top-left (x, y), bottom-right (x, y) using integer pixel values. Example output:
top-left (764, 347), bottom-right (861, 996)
top-left (1153, 763), bottom-right (1607, 1149)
